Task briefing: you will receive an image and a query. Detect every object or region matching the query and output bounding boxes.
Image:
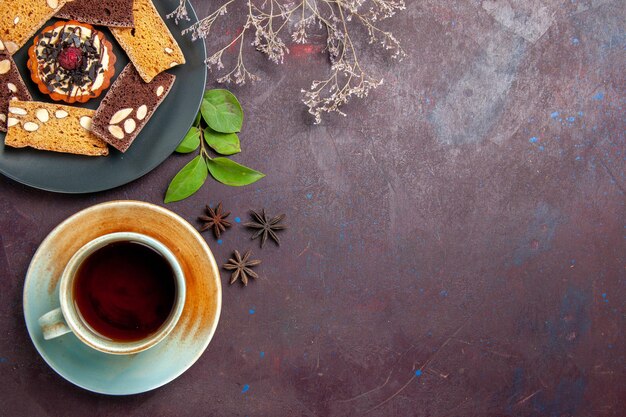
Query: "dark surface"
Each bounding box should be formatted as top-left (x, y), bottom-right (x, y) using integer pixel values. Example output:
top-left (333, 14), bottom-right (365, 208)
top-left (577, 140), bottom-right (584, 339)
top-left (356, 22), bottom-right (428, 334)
top-left (1, 0), bottom-right (624, 416)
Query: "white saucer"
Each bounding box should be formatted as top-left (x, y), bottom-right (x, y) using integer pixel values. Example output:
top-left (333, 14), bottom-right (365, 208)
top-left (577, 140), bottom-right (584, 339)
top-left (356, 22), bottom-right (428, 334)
top-left (23, 201), bottom-right (222, 395)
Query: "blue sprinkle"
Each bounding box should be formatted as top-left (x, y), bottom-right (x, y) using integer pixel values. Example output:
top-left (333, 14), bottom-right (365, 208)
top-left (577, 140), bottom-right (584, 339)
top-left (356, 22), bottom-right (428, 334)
top-left (578, 111), bottom-right (584, 117)
top-left (235, 217), bottom-right (241, 223)
top-left (241, 384), bottom-right (250, 393)
top-left (566, 116), bottom-right (576, 122)
top-left (217, 239), bottom-right (223, 245)
top-left (249, 308), bottom-right (255, 315)
top-left (602, 293), bottom-right (607, 298)
top-left (529, 137), bottom-right (539, 143)
top-left (593, 92), bottom-right (604, 100)
top-left (415, 370), bottom-right (422, 377)
top-left (571, 37), bottom-right (579, 45)
top-left (575, 156), bottom-right (582, 161)
top-left (0, 358), bottom-right (6, 363)
top-left (419, 288), bottom-right (424, 293)
top-left (538, 146), bottom-right (545, 151)
top-left (439, 290), bottom-right (448, 297)
top-left (550, 111), bottom-right (559, 119)
top-left (260, 351), bottom-right (265, 358)
top-left (306, 192), bottom-right (313, 199)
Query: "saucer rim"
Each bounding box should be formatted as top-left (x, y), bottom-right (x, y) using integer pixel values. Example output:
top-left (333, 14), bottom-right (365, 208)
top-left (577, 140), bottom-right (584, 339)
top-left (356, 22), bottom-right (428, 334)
top-left (22, 200), bottom-right (222, 395)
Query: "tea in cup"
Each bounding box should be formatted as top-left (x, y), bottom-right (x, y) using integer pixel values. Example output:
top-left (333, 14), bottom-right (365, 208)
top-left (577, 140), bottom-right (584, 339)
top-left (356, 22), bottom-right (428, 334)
top-left (38, 232), bottom-right (185, 355)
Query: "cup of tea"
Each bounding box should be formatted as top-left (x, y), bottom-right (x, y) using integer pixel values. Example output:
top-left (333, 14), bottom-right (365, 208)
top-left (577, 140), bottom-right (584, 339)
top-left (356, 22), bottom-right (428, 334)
top-left (38, 232), bottom-right (186, 355)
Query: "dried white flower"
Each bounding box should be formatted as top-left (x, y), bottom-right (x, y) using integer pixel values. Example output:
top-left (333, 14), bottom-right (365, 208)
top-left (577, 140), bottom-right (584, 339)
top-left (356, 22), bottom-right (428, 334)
top-left (169, 0), bottom-right (406, 123)
top-left (166, 0), bottom-right (190, 24)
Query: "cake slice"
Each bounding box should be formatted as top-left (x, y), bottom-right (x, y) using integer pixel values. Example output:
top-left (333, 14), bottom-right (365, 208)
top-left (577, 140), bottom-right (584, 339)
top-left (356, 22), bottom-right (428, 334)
top-left (110, 0), bottom-right (185, 83)
top-left (91, 63), bottom-right (175, 152)
top-left (0, 0), bottom-right (73, 55)
top-left (1, 40), bottom-right (32, 132)
top-left (56, 0), bottom-right (134, 28)
top-left (5, 100), bottom-right (109, 156)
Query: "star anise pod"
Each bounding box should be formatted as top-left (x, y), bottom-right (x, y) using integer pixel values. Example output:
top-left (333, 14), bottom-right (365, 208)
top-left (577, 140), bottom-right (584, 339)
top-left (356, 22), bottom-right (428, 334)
top-left (243, 209), bottom-right (286, 248)
top-left (223, 249), bottom-right (261, 286)
top-left (198, 202), bottom-right (231, 239)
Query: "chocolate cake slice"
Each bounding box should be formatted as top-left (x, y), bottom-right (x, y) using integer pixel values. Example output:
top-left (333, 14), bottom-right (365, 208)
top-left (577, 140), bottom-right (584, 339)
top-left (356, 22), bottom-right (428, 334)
top-left (1, 39), bottom-right (32, 132)
top-left (91, 63), bottom-right (175, 152)
top-left (56, 0), bottom-right (134, 28)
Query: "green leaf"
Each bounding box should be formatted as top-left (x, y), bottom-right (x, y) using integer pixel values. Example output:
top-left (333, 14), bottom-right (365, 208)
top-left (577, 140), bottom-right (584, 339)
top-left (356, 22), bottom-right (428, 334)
top-left (204, 127), bottom-right (241, 155)
top-left (201, 89), bottom-right (243, 133)
top-left (194, 110), bottom-right (202, 126)
top-left (207, 157), bottom-right (265, 187)
top-left (164, 155), bottom-right (208, 203)
top-left (175, 127), bottom-right (201, 153)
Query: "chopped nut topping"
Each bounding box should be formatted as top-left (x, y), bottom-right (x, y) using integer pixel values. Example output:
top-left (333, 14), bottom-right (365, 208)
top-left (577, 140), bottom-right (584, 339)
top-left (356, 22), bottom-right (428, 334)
top-left (0, 60), bottom-right (10, 75)
top-left (55, 110), bottom-right (69, 119)
top-left (136, 105), bottom-right (148, 120)
top-left (124, 118), bottom-right (136, 134)
top-left (108, 124), bottom-right (124, 139)
top-left (5, 42), bottom-right (18, 54)
top-left (8, 107), bottom-right (26, 115)
top-left (79, 116), bottom-right (93, 130)
top-left (110, 108), bottom-right (134, 125)
top-left (36, 109), bottom-right (50, 123)
top-left (23, 122), bottom-right (39, 132)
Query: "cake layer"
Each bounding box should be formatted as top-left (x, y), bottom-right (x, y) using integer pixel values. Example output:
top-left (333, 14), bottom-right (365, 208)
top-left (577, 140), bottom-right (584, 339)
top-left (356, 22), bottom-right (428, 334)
top-left (110, 0), bottom-right (185, 83)
top-left (5, 100), bottom-right (109, 156)
top-left (56, 0), bottom-right (135, 28)
top-left (0, 0), bottom-right (72, 55)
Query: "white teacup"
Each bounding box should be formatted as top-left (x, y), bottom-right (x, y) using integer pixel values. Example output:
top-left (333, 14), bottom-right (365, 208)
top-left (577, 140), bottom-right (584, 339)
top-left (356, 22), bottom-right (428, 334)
top-left (38, 232), bottom-right (186, 355)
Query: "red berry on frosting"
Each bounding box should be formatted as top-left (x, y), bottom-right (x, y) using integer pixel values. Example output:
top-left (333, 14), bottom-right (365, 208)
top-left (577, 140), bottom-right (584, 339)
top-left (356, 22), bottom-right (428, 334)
top-left (58, 46), bottom-right (83, 70)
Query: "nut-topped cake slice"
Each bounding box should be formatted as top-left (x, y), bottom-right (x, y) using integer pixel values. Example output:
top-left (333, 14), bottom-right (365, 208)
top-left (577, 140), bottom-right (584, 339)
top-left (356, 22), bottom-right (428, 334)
top-left (56, 0), bottom-right (135, 28)
top-left (5, 100), bottom-right (109, 156)
top-left (91, 63), bottom-right (175, 152)
top-left (110, 0), bottom-right (185, 83)
top-left (0, 0), bottom-right (74, 55)
top-left (1, 40), bottom-right (32, 132)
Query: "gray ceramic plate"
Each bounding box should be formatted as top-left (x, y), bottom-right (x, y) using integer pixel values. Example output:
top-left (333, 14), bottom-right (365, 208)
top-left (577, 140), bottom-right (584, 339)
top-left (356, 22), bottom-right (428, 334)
top-left (0, 0), bottom-right (206, 193)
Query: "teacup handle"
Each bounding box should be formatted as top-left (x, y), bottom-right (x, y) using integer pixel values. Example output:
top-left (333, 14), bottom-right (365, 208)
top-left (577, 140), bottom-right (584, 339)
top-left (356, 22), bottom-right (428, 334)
top-left (38, 308), bottom-right (72, 340)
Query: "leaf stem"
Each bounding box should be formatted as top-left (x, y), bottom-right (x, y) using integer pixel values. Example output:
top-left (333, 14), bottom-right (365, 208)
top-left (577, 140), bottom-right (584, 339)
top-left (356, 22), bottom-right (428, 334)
top-left (198, 125), bottom-right (212, 161)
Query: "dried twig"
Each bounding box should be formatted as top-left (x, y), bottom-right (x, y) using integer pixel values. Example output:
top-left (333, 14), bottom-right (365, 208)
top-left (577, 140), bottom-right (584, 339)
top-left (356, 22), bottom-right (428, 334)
top-left (169, 0), bottom-right (406, 123)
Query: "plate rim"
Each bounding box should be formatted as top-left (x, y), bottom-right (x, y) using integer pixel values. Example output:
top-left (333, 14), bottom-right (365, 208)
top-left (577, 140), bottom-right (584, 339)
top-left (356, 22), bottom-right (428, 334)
top-left (22, 200), bottom-right (222, 395)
